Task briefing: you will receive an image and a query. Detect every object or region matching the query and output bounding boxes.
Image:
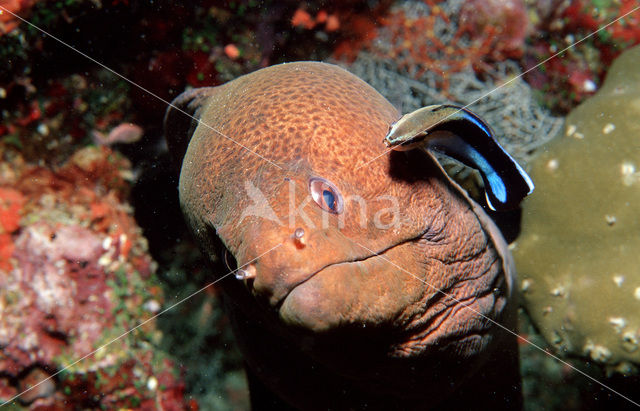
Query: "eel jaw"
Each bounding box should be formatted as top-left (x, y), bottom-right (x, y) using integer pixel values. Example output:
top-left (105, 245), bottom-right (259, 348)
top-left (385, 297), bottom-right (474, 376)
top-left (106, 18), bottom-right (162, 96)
top-left (271, 238), bottom-right (415, 333)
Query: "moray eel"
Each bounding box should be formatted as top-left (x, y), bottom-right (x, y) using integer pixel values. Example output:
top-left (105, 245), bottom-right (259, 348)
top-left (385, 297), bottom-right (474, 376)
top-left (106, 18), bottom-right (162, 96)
top-left (384, 104), bottom-right (534, 211)
top-left (164, 62), bottom-right (521, 410)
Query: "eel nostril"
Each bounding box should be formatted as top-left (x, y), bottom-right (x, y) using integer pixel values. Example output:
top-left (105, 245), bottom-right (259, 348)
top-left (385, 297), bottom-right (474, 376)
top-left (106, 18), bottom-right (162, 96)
top-left (236, 263), bottom-right (256, 280)
top-left (293, 227), bottom-right (306, 249)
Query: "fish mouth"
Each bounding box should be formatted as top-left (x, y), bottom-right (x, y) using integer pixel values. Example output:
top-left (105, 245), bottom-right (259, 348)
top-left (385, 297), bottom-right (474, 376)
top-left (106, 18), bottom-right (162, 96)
top-left (275, 260), bottom-right (357, 311)
top-left (274, 235), bottom-right (415, 312)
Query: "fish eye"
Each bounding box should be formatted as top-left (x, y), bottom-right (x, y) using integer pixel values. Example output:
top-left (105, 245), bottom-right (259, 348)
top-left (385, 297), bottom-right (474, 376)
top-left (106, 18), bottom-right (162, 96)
top-left (309, 177), bottom-right (343, 214)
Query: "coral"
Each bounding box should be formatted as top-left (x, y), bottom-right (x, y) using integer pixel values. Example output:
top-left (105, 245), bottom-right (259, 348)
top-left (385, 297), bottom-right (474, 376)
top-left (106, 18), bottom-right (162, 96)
top-left (291, 8), bottom-right (315, 29)
top-left (0, 1), bottom-right (384, 167)
top-left (0, 69), bottom-right (132, 165)
top-left (522, 0), bottom-right (640, 113)
top-left (0, 0), bottom-right (37, 34)
top-left (345, 54), bottom-right (563, 166)
top-left (513, 45), bottom-right (640, 375)
top-left (91, 122), bottom-right (143, 146)
top-left (0, 144), bottom-right (190, 408)
top-left (291, 7), bottom-right (340, 32)
top-left (522, 40), bottom-right (600, 113)
top-left (344, 34), bottom-right (562, 209)
top-left (0, 187), bottom-right (24, 270)
top-left (561, 0), bottom-right (640, 44)
top-left (363, 0), bottom-right (529, 91)
top-left (460, 0), bottom-right (529, 56)
top-left (331, 11), bottom-right (379, 61)
top-left (286, 1), bottom-right (392, 63)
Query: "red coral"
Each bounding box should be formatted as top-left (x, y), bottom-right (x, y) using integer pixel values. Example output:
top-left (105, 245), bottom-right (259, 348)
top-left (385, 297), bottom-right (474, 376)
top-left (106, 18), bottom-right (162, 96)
top-left (523, 0), bottom-right (640, 112)
top-left (459, 0), bottom-right (529, 59)
top-left (333, 0), bottom-right (529, 78)
top-left (333, 13), bottom-right (379, 61)
top-left (0, 187), bottom-right (24, 233)
top-left (14, 100), bottom-right (41, 126)
top-left (373, 1), bottom-right (501, 90)
top-left (0, 187), bottom-right (24, 270)
top-left (291, 8), bottom-right (315, 29)
top-left (610, 0), bottom-right (640, 43)
top-left (560, 0), bottom-right (640, 44)
top-left (0, 377), bottom-right (16, 401)
top-left (185, 51), bottom-right (218, 87)
top-left (0, 0), bottom-right (37, 35)
top-left (224, 43), bottom-right (240, 60)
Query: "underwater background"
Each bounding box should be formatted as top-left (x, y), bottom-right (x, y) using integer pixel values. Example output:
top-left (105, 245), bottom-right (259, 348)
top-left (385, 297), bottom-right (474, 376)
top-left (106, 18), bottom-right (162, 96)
top-left (1, 0), bottom-right (640, 409)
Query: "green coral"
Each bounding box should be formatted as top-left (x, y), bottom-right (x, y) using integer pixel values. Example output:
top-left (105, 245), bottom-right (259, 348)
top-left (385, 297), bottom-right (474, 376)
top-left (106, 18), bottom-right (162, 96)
top-left (513, 45), bottom-right (640, 374)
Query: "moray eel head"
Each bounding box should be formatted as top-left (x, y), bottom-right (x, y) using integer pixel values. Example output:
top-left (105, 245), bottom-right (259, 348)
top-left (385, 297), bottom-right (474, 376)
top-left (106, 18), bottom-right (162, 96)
top-left (164, 62), bottom-right (518, 406)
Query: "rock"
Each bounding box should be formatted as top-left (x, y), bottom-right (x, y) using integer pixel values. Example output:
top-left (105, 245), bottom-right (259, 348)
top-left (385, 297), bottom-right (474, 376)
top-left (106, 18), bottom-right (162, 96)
top-left (513, 45), bottom-right (640, 374)
top-left (17, 368), bottom-right (56, 405)
top-left (0, 145), bottom-right (189, 408)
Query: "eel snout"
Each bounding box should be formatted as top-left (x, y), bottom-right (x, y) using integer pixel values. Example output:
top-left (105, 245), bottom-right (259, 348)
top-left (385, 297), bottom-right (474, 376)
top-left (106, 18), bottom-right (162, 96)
top-left (228, 218), bottom-right (353, 309)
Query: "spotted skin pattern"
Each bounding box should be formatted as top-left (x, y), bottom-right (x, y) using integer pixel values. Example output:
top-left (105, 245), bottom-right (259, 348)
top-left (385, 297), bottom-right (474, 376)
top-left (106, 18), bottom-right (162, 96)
top-left (165, 62), bottom-right (521, 410)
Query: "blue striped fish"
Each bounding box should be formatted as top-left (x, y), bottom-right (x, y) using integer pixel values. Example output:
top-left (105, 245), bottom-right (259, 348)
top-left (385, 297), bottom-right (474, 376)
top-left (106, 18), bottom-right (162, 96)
top-left (384, 104), bottom-right (534, 211)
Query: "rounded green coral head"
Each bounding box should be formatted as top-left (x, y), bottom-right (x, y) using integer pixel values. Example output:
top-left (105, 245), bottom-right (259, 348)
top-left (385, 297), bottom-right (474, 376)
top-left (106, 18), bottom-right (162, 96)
top-left (514, 45), bottom-right (640, 374)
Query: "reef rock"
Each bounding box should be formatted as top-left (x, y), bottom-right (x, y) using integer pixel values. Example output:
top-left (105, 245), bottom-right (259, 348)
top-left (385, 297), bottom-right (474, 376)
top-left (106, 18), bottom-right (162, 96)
top-left (0, 145), bottom-right (189, 409)
top-left (513, 45), bottom-right (640, 374)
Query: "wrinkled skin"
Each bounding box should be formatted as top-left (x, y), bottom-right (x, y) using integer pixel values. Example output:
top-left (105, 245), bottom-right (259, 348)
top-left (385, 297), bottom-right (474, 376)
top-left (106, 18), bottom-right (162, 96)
top-left (165, 62), bottom-right (520, 410)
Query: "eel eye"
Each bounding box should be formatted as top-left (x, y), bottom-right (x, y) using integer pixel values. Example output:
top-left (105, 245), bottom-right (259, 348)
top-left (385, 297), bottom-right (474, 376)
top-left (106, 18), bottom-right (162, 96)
top-left (309, 177), bottom-right (343, 214)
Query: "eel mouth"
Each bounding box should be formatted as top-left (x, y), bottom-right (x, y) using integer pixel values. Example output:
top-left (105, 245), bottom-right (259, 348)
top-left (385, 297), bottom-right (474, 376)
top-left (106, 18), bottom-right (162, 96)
top-left (273, 234), bottom-right (418, 312)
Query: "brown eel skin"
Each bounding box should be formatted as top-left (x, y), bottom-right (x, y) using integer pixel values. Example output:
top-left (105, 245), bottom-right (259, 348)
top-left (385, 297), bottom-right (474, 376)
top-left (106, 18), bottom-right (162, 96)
top-left (164, 62), bottom-right (522, 410)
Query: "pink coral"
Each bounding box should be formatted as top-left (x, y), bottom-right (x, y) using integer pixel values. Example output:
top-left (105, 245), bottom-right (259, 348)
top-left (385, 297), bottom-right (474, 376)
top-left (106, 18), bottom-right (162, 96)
top-left (91, 122), bottom-right (143, 146)
top-left (0, 225), bottom-right (117, 380)
top-left (0, 146), bottom-right (189, 409)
